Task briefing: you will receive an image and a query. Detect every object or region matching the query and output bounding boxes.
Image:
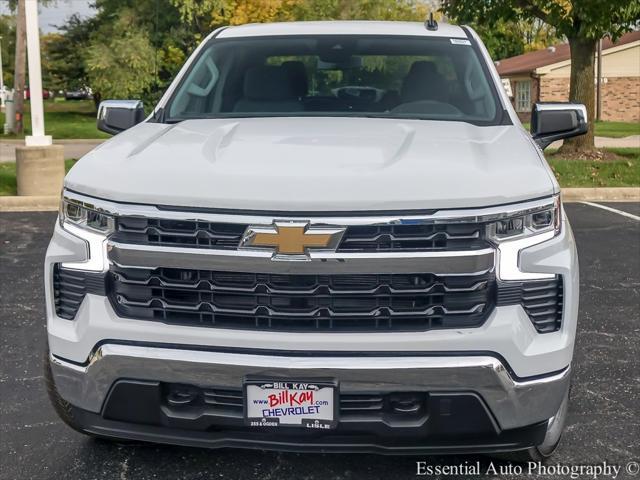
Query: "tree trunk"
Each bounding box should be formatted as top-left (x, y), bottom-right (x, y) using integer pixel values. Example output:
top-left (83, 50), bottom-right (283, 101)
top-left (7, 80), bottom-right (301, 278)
top-left (92, 92), bottom-right (102, 111)
top-left (560, 36), bottom-right (597, 153)
top-left (12, 0), bottom-right (26, 135)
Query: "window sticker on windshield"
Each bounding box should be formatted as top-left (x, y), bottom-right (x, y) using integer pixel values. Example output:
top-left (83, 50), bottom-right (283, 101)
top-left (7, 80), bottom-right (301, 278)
top-left (450, 39), bottom-right (471, 45)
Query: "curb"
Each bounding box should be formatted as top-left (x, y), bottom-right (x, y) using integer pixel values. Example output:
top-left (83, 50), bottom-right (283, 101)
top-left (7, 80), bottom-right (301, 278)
top-left (561, 187), bottom-right (640, 202)
top-left (0, 195), bottom-right (59, 212)
top-left (1, 188), bottom-right (638, 212)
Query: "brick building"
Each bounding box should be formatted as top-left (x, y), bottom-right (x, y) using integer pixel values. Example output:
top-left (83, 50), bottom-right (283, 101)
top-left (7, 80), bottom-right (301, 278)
top-left (496, 31), bottom-right (640, 122)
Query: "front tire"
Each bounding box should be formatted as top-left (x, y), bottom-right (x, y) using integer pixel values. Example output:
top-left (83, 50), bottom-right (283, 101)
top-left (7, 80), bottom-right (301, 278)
top-left (44, 345), bottom-right (139, 445)
top-left (43, 344), bottom-right (93, 436)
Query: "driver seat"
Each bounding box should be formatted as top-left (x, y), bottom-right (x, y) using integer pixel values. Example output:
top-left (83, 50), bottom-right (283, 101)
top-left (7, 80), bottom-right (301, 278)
top-left (400, 61), bottom-right (449, 104)
top-left (234, 66), bottom-right (304, 113)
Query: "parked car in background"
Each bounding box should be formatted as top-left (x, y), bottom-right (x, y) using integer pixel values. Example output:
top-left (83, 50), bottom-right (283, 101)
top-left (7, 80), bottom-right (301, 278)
top-left (64, 88), bottom-right (91, 100)
top-left (45, 20), bottom-right (586, 461)
top-left (24, 87), bottom-right (52, 100)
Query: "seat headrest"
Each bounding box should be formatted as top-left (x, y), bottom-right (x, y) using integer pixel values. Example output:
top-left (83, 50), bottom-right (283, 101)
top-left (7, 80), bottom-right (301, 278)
top-left (280, 61), bottom-right (308, 97)
top-left (243, 66), bottom-right (298, 101)
top-left (401, 61), bottom-right (448, 104)
top-left (408, 61), bottom-right (438, 77)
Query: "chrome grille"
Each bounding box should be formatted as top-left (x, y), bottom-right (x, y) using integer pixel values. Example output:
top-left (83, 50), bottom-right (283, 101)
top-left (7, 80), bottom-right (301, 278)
top-left (112, 216), bottom-right (488, 253)
top-left (337, 223), bottom-right (488, 252)
top-left (109, 266), bottom-right (495, 332)
top-left (113, 217), bottom-right (246, 250)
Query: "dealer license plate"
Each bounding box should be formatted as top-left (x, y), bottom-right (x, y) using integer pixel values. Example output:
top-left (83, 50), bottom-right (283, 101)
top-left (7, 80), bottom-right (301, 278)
top-left (244, 379), bottom-right (338, 429)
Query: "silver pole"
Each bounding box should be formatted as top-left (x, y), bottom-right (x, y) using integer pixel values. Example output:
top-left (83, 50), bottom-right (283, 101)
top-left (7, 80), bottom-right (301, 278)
top-left (24, 0), bottom-right (51, 146)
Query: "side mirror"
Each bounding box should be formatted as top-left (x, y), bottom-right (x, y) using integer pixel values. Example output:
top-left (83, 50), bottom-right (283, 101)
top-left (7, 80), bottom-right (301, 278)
top-left (97, 100), bottom-right (145, 135)
top-left (530, 102), bottom-right (588, 150)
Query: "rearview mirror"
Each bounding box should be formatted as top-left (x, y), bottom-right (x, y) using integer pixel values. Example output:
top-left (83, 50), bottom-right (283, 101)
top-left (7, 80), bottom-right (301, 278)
top-left (530, 103), bottom-right (588, 149)
top-left (97, 100), bottom-right (145, 135)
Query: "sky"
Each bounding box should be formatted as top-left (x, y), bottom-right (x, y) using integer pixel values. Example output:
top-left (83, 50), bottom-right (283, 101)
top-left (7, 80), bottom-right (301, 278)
top-left (0, 0), bottom-right (96, 33)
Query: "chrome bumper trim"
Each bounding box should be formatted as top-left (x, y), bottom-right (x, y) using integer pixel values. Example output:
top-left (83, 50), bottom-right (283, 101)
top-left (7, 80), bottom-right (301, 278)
top-left (50, 344), bottom-right (570, 430)
top-left (107, 242), bottom-right (495, 275)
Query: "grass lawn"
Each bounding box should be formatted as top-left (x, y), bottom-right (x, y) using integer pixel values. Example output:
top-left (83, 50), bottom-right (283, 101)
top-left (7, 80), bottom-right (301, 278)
top-left (0, 99), bottom-right (109, 139)
top-left (592, 121), bottom-right (640, 138)
top-left (0, 159), bottom-right (76, 196)
top-left (547, 148), bottom-right (640, 187)
top-left (522, 121), bottom-right (639, 138)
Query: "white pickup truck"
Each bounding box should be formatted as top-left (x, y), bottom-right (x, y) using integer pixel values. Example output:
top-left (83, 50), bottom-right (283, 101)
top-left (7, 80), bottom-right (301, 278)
top-left (45, 20), bottom-right (585, 460)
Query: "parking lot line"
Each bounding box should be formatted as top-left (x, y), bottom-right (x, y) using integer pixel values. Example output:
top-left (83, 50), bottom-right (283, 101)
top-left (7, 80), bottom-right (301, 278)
top-left (580, 201), bottom-right (640, 221)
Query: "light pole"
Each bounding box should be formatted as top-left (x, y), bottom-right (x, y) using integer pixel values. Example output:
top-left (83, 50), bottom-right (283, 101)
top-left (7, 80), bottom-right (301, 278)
top-left (24, 0), bottom-right (51, 146)
top-left (15, 0), bottom-right (63, 198)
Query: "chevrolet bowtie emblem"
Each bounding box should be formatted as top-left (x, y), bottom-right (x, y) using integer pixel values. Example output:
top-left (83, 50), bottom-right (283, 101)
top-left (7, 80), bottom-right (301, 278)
top-left (241, 222), bottom-right (345, 256)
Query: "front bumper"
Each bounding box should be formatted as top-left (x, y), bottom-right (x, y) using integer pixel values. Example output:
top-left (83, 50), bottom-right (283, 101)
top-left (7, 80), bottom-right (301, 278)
top-left (50, 343), bottom-right (570, 452)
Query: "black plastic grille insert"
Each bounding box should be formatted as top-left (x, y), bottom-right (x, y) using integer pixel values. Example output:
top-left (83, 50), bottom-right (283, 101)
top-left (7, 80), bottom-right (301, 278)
top-left (163, 383), bottom-right (428, 421)
top-left (497, 276), bottom-right (563, 333)
top-left (53, 265), bottom-right (107, 320)
top-left (109, 266), bottom-right (496, 332)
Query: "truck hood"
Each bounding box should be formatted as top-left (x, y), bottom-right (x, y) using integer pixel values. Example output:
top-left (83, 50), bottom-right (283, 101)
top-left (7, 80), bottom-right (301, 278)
top-left (65, 117), bottom-right (556, 212)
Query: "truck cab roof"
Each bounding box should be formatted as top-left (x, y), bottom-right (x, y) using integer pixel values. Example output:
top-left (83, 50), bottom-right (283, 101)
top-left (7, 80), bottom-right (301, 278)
top-left (217, 20), bottom-right (468, 39)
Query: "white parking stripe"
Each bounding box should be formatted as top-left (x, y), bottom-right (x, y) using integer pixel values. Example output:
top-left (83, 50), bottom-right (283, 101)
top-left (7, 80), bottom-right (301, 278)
top-left (580, 202), bottom-right (640, 221)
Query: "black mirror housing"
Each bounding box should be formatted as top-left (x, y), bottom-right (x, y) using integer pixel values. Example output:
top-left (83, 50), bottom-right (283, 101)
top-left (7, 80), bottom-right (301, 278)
top-left (97, 100), bottom-right (145, 135)
top-left (530, 103), bottom-right (588, 150)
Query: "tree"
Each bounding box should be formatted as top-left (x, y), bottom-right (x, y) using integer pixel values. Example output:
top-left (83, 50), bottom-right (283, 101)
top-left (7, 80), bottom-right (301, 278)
top-left (94, 0), bottom-right (194, 81)
top-left (43, 14), bottom-right (98, 94)
top-left (442, 0), bottom-right (640, 153)
top-left (0, 15), bottom-right (17, 87)
top-left (472, 20), bottom-right (529, 60)
top-left (473, 19), bottom-right (561, 60)
top-left (84, 0), bottom-right (194, 107)
top-left (44, 1), bottom-right (192, 109)
top-left (293, 0), bottom-right (431, 21)
top-left (171, 0), bottom-right (432, 33)
top-left (518, 18), bottom-right (562, 53)
top-left (84, 10), bottom-right (156, 103)
top-left (170, 0), bottom-right (299, 34)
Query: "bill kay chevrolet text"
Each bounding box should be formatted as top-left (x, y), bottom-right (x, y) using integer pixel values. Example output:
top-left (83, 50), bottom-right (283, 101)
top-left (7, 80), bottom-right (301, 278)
top-left (45, 21), bottom-right (586, 459)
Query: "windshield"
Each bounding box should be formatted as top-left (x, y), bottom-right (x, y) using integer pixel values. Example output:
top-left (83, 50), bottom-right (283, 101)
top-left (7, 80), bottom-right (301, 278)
top-left (166, 35), bottom-right (503, 125)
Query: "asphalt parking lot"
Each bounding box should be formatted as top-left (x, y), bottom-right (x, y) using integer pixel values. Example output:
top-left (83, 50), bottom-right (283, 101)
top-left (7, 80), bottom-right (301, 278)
top-left (1, 203), bottom-right (639, 480)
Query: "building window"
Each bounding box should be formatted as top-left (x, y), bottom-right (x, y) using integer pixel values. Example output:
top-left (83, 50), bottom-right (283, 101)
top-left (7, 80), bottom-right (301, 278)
top-left (515, 80), bottom-right (532, 112)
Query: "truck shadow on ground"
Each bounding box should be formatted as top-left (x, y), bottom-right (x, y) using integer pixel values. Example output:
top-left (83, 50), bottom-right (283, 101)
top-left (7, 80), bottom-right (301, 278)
top-left (75, 438), bottom-right (515, 480)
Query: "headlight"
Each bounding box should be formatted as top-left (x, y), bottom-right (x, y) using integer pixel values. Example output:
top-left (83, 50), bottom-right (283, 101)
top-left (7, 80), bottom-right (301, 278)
top-left (487, 195), bottom-right (561, 243)
top-left (59, 194), bottom-right (113, 272)
top-left (60, 196), bottom-right (115, 235)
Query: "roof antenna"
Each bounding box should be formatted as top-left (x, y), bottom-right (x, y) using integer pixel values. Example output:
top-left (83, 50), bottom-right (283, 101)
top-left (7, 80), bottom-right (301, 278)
top-left (425, 12), bottom-right (438, 31)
